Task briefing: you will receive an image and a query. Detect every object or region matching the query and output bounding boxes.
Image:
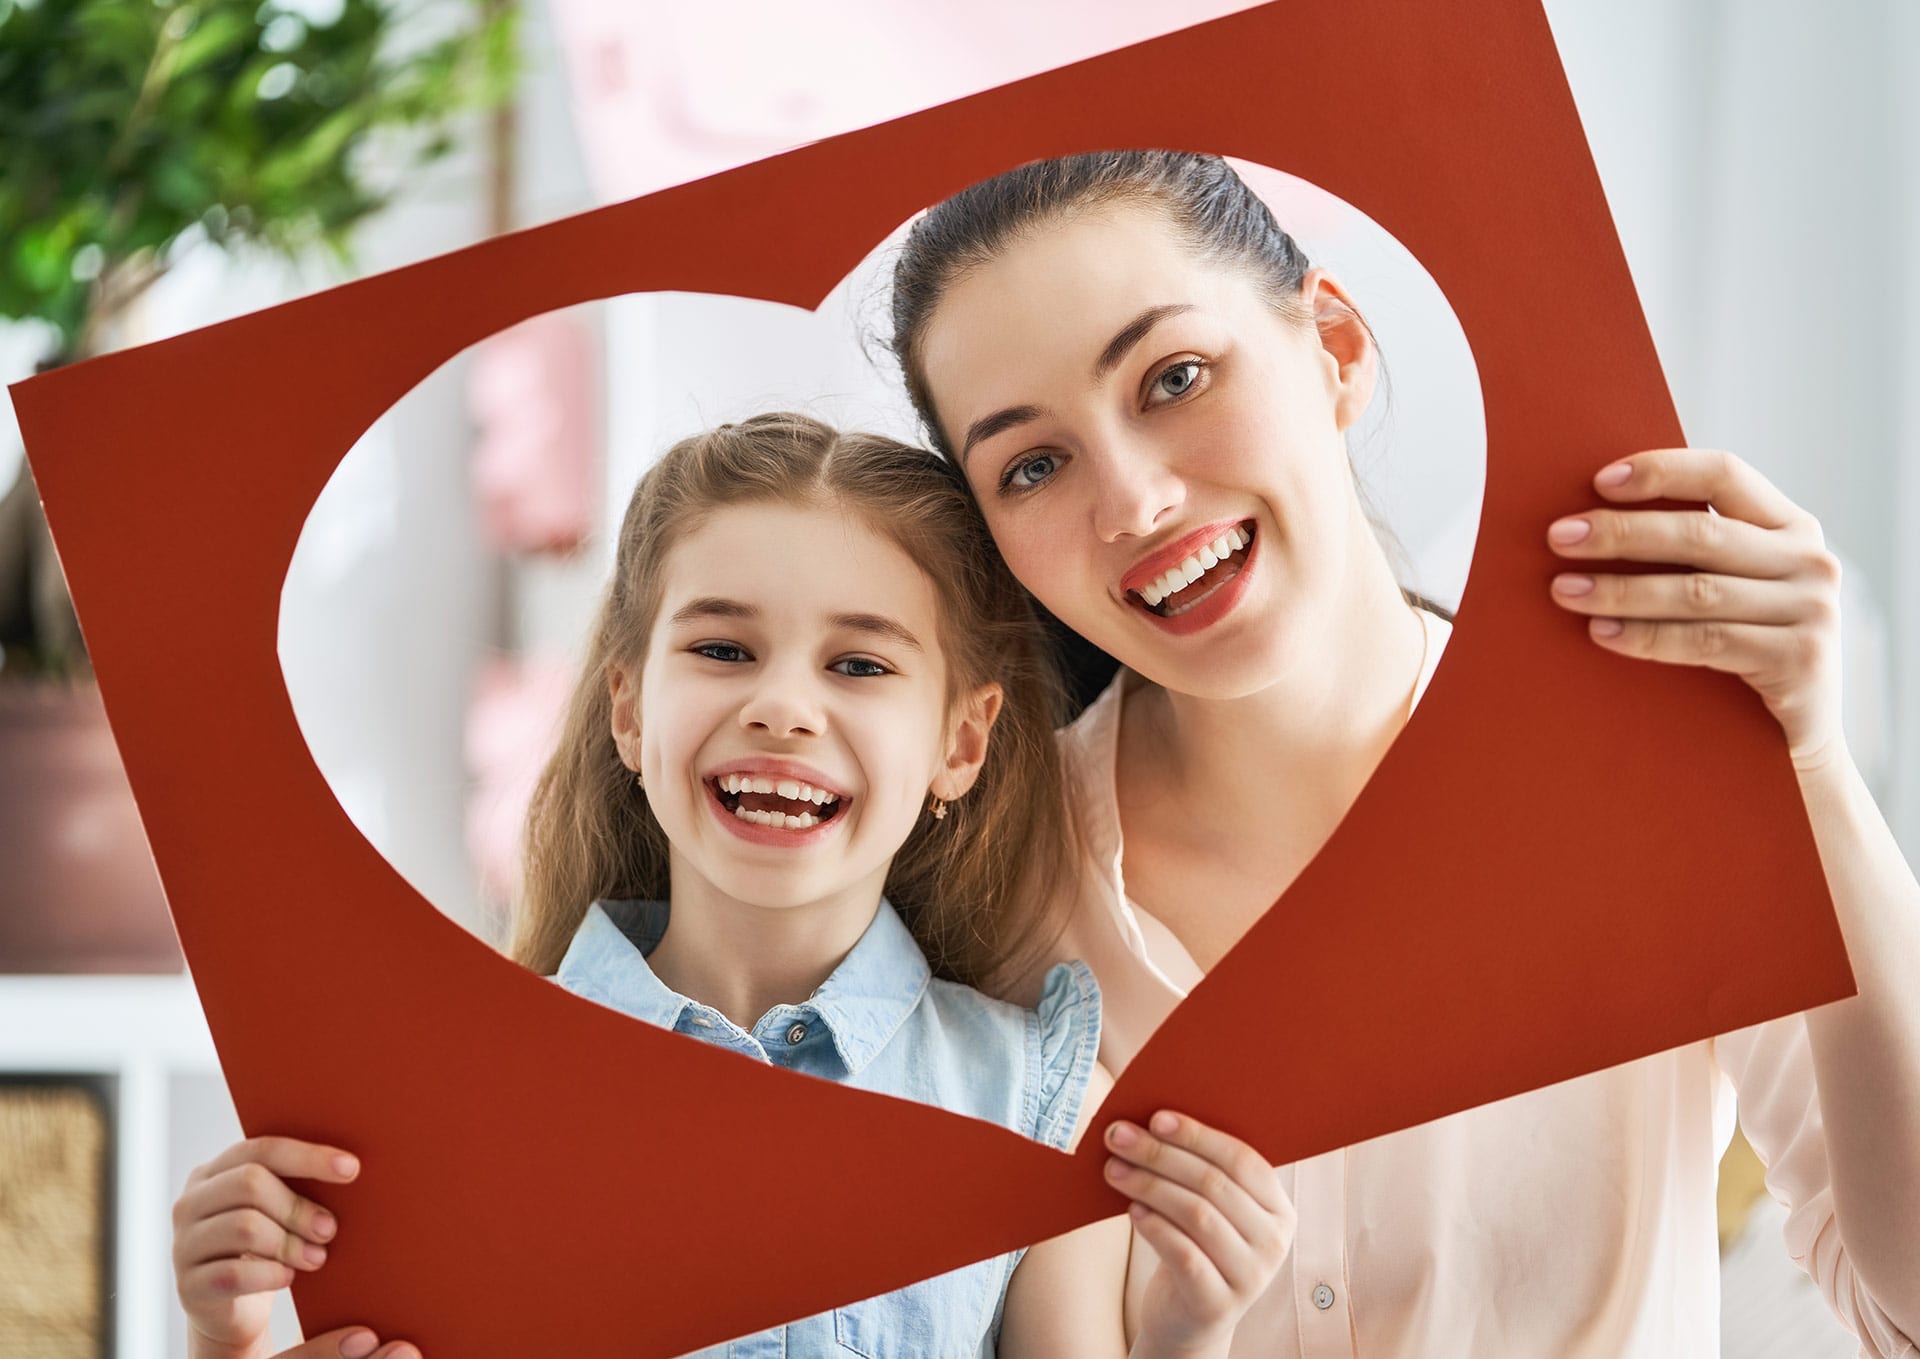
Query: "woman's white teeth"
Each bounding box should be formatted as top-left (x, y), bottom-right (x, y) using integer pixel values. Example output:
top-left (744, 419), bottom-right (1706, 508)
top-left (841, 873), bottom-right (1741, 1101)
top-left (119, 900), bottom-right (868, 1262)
top-left (1137, 527), bottom-right (1251, 607)
top-left (731, 805), bottom-right (818, 830)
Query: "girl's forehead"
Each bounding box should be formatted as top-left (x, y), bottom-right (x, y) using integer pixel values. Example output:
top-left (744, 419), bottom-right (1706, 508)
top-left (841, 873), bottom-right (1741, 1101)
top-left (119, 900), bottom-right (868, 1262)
top-left (655, 500), bottom-right (940, 630)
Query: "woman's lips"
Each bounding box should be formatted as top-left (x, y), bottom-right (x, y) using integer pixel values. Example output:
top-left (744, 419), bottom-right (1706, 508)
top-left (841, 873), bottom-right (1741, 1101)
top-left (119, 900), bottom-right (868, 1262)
top-left (1125, 521), bottom-right (1256, 616)
top-left (1126, 521), bottom-right (1260, 636)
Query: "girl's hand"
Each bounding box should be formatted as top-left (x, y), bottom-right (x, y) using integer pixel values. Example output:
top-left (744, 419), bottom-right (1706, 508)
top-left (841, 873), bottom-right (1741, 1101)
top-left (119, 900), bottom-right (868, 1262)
top-left (1104, 1111), bottom-right (1295, 1357)
top-left (1548, 448), bottom-right (1846, 770)
top-left (172, 1137), bottom-right (416, 1359)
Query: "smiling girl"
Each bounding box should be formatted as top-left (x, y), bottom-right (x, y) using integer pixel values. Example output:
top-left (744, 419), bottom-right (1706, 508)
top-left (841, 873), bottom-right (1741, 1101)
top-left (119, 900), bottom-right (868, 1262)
top-left (888, 150), bottom-right (1920, 1357)
top-left (171, 413), bottom-right (1299, 1359)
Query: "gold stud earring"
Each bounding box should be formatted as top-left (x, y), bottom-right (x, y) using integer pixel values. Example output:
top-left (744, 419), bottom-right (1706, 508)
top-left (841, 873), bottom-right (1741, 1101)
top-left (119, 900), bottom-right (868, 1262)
top-left (928, 795), bottom-right (947, 821)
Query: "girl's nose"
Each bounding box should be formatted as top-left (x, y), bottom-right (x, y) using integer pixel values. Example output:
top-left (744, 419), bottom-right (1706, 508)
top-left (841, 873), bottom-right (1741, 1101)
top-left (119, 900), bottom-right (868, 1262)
top-left (1089, 438), bottom-right (1185, 543)
top-left (736, 672), bottom-right (826, 740)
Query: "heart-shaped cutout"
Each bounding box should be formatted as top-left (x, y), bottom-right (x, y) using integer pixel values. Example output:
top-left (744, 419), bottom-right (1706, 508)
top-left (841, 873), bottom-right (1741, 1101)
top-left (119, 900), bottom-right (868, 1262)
top-left (13, 2), bottom-right (1849, 1352)
top-left (292, 159), bottom-right (1487, 938)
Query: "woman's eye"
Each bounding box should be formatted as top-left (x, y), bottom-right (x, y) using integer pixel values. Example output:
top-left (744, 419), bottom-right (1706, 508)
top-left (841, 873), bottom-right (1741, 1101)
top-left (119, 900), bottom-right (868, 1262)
top-left (1148, 359), bottom-right (1206, 405)
top-left (832, 657), bottom-right (891, 678)
top-left (999, 452), bottom-right (1059, 494)
top-left (693, 642), bottom-right (749, 663)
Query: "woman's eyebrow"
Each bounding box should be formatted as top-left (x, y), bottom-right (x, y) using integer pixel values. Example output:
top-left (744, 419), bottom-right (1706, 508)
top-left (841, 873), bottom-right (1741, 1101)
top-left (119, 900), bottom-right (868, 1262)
top-left (959, 303), bottom-right (1198, 464)
top-left (1093, 303), bottom-right (1195, 379)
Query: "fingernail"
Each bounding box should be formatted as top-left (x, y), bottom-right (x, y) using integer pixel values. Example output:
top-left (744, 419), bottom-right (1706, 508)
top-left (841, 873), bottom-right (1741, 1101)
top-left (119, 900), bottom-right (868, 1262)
top-left (334, 1155), bottom-right (360, 1178)
top-left (340, 1332), bottom-right (377, 1359)
top-left (1549, 518), bottom-right (1591, 546)
top-left (1107, 1122), bottom-right (1137, 1148)
top-left (1597, 461), bottom-right (1633, 487)
top-left (303, 1243), bottom-right (327, 1267)
top-left (1128, 1202), bottom-right (1149, 1220)
top-left (312, 1211), bottom-right (337, 1241)
top-left (1150, 1111), bottom-right (1179, 1137)
top-left (1553, 574), bottom-right (1594, 597)
top-left (1591, 618), bottom-right (1624, 638)
top-left (1106, 1157), bottom-right (1128, 1181)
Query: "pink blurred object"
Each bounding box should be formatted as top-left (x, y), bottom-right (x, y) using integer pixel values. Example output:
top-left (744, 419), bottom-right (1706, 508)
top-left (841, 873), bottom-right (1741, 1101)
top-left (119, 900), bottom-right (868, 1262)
top-left (466, 653), bottom-right (581, 923)
top-left (468, 314), bottom-right (597, 556)
top-left (547, 0), bottom-right (1266, 203)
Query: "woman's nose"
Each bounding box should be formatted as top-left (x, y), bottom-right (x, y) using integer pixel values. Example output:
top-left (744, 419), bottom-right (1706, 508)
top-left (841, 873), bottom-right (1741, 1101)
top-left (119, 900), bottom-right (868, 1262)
top-left (1089, 441), bottom-right (1185, 543)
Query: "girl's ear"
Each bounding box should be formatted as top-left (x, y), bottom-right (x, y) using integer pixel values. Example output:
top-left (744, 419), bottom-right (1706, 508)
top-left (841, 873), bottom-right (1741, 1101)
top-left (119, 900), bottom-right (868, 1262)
top-left (607, 663), bottom-right (642, 771)
top-left (1302, 267), bottom-right (1378, 433)
top-left (931, 681), bottom-right (1004, 802)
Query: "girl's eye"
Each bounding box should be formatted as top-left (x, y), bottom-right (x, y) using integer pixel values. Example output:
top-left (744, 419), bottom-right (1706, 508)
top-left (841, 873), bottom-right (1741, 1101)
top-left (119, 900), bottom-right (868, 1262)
top-left (832, 656), bottom-right (892, 678)
top-left (693, 642), bottom-right (750, 663)
top-left (1147, 359), bottom-right (1207, 406)
top-left (998, 451), bottom-right (1060, 495)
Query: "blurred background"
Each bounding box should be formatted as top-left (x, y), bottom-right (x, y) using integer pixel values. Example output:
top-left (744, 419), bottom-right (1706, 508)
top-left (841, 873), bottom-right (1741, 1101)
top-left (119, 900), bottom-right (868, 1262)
top-left (0, 0), bottom-right (1913, 1354)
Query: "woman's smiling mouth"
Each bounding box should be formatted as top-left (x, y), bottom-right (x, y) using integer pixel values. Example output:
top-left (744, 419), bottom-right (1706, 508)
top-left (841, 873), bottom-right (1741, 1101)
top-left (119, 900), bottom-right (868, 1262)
top-left (1125, 521), bottom-right (1257, 618)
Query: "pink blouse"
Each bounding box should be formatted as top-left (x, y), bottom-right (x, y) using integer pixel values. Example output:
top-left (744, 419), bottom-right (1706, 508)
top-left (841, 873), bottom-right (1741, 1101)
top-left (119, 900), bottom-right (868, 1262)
top-left (1054, 611), bottom-right (1915, 1359)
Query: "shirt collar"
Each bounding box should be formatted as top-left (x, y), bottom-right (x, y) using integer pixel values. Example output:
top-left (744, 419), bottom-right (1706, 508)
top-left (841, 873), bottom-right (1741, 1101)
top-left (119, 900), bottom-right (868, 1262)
top-left (552, 897), bottom-right (932, 1077)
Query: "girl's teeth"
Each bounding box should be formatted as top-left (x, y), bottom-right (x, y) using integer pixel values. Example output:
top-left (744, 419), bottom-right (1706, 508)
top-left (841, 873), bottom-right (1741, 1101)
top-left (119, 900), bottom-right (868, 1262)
top-left (730, 805), bottom-right (818, 830)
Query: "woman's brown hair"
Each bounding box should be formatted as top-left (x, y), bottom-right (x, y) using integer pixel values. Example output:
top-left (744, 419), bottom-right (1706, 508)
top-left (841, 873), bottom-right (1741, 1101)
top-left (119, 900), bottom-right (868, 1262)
top-left (510, 412), bottom-right (1074, 996)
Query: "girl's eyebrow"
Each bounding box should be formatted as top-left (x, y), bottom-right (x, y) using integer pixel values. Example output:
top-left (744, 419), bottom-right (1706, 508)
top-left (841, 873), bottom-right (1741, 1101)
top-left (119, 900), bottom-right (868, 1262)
top-left (833, 613), bottom-right (923, 654)
top-left (668, 598), bottom-right (922, 653)
top-left (669, 597), bottom-right (756, 625)
top-left (959, 303), bottom-right (1197, 463)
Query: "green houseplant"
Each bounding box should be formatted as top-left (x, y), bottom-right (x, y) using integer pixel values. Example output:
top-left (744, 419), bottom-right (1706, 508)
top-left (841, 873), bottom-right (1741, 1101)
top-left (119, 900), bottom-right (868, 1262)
top-left (0, 0), bottom-right (514, 969)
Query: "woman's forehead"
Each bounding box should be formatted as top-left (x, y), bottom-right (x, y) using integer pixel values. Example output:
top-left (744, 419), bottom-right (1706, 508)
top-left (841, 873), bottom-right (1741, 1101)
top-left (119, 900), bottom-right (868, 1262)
top-left (919, 206), bottom-right (1250, 419)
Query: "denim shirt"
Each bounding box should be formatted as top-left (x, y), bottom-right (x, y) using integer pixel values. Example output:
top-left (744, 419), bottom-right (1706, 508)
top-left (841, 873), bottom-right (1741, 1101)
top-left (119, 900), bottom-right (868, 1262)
top-left (553, 897), bottom-right (1101, 1359)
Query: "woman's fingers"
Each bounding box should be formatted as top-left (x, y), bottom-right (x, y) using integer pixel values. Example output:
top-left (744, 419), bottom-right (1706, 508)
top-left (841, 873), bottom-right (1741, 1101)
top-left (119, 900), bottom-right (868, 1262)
top-left (1547, 507), bottom-right (1794, 578)
top-left (1578, 617), bottom-right (1828, 681)
top-left (1549, 571), bottom-right (1814, 627)
top-left (1589, 447), bottom-right (1805, 531)
top-left (1103, 1111), bottom-right (1293, 1292)
top-left (174, 1161), bottom-right (340, 1256)
top-left (176, 1206), bottom-right (328, 1273)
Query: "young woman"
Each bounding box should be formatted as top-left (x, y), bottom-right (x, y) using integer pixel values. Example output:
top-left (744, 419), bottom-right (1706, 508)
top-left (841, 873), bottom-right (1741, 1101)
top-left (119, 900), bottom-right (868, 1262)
top-left (887, 150), bottom-right (1920, 1357)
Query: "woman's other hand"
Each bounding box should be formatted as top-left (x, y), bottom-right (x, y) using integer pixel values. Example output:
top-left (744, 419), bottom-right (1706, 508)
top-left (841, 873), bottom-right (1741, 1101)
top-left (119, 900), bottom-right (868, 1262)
top-left (1104, 1110), bottom-right (1296, 1357)
top-left (172, 1136), bottom-right (416, 1359)
top-left (1548, 448), bottom-right (1845, 770)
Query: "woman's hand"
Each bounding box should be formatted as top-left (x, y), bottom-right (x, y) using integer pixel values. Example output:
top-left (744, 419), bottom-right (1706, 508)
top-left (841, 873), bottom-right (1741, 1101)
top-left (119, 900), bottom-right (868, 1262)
top-left (1547, 448), bottom-right (1845, 770)
top-left (1104, 1111), bottom-right (1295, 1358)
top-left (172, 1136), bottom-right (419, 1359)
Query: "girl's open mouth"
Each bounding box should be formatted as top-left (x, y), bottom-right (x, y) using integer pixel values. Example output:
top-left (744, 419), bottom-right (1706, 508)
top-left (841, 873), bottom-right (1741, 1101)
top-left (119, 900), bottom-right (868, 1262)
top-left (710, 774), bottom-right (846, 831)
top-left (1129, 522), bottom-right (1256, 618)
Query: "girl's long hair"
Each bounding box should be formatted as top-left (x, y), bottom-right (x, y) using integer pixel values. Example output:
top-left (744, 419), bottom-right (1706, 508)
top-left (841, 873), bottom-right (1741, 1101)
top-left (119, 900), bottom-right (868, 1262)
top-left (511, 412), bottom-right (1075, 996)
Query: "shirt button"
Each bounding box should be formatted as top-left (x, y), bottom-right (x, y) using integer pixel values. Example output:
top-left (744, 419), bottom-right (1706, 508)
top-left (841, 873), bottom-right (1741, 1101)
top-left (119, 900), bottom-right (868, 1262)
top-left (785, 1022), bottom-right (808, 1045)
top-left (1312, 1283), bottom-right (1336, 1310)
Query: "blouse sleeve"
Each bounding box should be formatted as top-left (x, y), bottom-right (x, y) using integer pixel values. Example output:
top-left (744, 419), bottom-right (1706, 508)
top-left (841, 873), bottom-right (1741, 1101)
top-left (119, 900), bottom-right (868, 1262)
top-left (1713, 1014), bottom-right (1918, 1358)
top-left (1027, 959), bottom-right (1103, 1152)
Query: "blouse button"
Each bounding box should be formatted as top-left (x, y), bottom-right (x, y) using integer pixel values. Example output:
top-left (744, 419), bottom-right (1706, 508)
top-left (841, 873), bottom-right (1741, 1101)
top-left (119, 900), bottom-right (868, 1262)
top-left (1312, 1284), bottom-right (1336, 1310)
top-left (785, 1022), bottom-right (809, 1045)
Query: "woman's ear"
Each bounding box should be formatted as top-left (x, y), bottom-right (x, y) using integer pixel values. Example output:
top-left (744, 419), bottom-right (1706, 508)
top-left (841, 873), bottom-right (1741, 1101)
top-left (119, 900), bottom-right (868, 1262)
top-left (931, 681), bottom-right (1005, 802)
top-left (1302, 268), bottom-right (1378, 432)
top-left (607, 663), bottom-right (642, 771)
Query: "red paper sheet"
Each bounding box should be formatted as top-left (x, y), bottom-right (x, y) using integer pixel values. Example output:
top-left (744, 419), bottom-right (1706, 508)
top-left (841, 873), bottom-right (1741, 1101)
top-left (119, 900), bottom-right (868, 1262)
top-left (10, 1), bottom-right (1849, 1352)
